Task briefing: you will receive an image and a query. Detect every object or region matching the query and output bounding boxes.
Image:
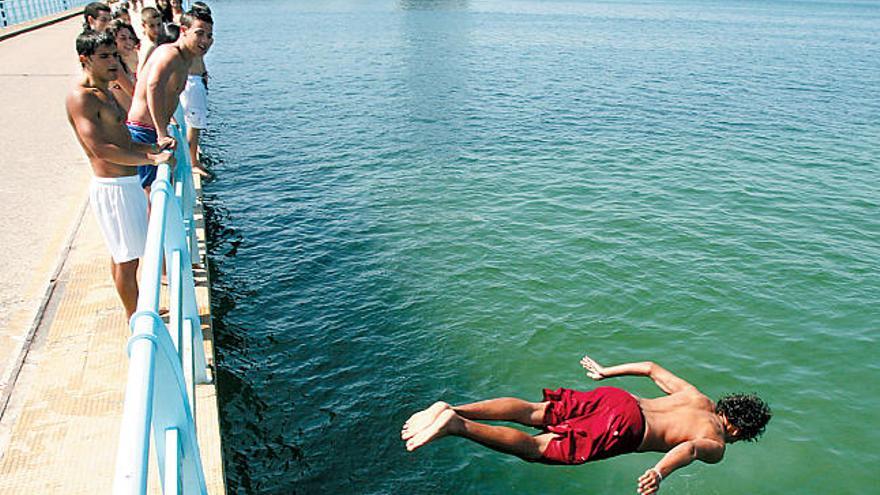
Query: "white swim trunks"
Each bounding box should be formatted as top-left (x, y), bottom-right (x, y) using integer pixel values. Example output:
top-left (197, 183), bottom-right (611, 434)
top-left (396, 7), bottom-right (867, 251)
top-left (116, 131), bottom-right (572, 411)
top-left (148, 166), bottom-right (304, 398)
top-left (89, 175), bottom-right (149, 263)
top-left (180, 74), bottom-right (208, 129)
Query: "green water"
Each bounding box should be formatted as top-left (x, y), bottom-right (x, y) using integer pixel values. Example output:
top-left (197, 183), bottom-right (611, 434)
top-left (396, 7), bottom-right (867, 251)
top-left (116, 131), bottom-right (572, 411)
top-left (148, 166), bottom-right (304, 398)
top-left (201, 0), bottom-right (880, 493)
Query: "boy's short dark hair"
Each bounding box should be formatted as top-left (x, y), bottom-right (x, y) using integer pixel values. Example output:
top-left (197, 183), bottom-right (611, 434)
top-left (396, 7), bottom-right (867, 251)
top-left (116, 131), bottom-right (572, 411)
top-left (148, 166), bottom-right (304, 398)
top-left (191, 1), bottom-right (212, 15)
top-left (180, 9), bottom-right (213, 28)
top-left (716, 393), bottom-right (771, 442)
top-left (162, 23), bottom-right (180, 44)
top-left (76, 29), bottom-right (115, 59)
top-left (83, 1), bottom-right (111, 20)
top-left (141, 6), bottom-right (161, 21)
top-left (83, 2), bottom-right (111, 31)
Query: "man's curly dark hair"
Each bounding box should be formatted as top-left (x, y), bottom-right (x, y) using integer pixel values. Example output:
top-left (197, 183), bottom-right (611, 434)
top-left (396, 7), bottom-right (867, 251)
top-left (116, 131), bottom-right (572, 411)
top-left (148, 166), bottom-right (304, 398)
top-left (715, 393), bottom-right (771, 442)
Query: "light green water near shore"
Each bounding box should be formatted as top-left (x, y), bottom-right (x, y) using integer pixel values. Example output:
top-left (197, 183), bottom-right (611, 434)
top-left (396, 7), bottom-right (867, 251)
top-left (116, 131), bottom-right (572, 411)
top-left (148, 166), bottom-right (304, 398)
top-left (202, 0), bottom-right (879, 493)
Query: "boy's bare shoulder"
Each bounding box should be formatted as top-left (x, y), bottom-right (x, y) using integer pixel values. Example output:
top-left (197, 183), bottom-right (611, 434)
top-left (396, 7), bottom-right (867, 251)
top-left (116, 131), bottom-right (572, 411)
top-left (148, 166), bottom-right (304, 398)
top-left (160, 43), bottom-right (186, 61)
top-left (145, 44), bottom-right (174, 66)
top-left (674, 388), bottom-right (715, 410)
top-left (153, 43), bottom-right (173, 56)
top-left (149, 44), bottom-right (189, 73)
top-left (67, 84), bottom-right (102, 112)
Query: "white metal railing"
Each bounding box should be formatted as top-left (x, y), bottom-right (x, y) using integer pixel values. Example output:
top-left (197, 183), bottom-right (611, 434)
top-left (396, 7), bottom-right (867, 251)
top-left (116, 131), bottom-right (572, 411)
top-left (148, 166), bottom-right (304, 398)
top-left (113, 107), bottom-right (212, 495)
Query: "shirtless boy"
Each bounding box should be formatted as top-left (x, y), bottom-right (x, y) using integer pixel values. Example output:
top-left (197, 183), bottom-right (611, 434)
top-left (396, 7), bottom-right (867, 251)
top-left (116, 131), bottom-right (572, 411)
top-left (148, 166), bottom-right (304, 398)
top-left (137, 7), bottom-right (163, 74)
top-left (128, 8), bottom-right (214, 191)
top-left (402, 354), bottom-right (771, 495)
top-left (65, 31), bottom-right (173, 317)
top-left (83, 2), bottom-right (112, 32)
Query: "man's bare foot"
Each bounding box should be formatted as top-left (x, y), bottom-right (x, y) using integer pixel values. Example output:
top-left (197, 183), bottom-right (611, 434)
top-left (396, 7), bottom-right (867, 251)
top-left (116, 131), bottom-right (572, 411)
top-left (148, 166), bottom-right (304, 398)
top-left (401, 401), bottom-right (450, 441)
top-left (405, 409), bottom-right (458, 452)
top-left (193, 164), bottom-right (213, 179)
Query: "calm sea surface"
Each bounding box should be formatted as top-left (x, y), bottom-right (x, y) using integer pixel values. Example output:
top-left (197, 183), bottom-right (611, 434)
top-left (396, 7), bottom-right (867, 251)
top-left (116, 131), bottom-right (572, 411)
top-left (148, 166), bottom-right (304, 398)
top-left (200, 1), bottom-right (879, 493)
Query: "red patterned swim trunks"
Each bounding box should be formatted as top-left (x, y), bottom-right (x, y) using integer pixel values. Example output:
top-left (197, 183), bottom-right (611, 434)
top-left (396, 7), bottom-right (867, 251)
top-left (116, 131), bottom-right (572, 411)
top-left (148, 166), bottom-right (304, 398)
top-left (536, 386), bottom-right (645, 465)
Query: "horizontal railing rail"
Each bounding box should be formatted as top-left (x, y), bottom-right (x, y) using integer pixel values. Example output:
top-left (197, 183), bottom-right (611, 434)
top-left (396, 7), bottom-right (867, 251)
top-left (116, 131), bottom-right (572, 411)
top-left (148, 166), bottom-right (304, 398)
top-left (113, 106), bottom-right (212, 495)
top-left (0, 0), bottom-right (91, 28)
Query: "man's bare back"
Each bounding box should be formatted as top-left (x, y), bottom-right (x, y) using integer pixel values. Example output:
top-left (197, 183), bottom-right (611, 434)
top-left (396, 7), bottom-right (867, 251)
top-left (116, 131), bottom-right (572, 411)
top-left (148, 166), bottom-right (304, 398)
top-left (128, 43), bottom-right (190, 137)
top-left (637, 390), bottom-right (725, 453)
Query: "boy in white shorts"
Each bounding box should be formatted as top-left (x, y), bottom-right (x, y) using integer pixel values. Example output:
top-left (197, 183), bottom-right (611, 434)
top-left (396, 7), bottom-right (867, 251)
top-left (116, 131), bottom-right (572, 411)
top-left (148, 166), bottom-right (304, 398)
top-left (179, 1), bottom-right (213, 179)
top-left (66, 31), bottom-right (173, 317)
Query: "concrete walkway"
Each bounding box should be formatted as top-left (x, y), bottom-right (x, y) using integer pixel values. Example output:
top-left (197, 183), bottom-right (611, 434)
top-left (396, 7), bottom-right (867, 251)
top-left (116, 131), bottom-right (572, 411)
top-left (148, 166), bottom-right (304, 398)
top-left (0, 14), bottom-right (225, 494)
top-left (0, 15), bottom-right (90, 416)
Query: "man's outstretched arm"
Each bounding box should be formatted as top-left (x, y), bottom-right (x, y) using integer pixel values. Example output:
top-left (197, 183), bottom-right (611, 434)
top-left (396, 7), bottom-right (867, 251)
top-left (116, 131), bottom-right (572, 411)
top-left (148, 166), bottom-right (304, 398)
top-left (580, 355), bottom-right (697, 395)
top-left (636, 438), bottom-right (725, 495)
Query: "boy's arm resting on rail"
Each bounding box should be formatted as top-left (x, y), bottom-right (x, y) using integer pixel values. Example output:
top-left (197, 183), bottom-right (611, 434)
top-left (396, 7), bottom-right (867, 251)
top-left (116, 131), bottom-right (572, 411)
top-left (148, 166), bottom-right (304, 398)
top-left (636, 439), bottom-right (725, 495)
top-left (67, 91), bottom-right (170, 166)
top-left (580, 355), bottom-right (697, 394)
top-left (130, 135), bottom-right (176, 155)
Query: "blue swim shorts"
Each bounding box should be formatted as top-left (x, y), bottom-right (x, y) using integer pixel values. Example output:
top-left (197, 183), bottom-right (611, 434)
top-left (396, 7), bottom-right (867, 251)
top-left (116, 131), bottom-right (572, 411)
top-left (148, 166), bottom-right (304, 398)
top-left (126, 121), bottom-right (158, 189)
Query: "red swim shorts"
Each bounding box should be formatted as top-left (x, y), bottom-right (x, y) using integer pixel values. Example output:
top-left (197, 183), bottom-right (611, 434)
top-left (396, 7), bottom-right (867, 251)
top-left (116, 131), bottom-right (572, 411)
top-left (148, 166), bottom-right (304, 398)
top-left (536, 386), bottom-right (645, 465)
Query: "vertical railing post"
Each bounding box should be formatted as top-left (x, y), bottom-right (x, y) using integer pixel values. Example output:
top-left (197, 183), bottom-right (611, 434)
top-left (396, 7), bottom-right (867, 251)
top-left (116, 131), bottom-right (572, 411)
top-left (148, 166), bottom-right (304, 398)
top-left (164, 428), bottom-right (181, 495)
top-left (112, 315), bottom-right (158, 495)
top-left (183, 318), bottom-right (196, 423)
top-left (169, 249), bottom-right (183, 353)
top-left (170, 107), bottom-right (200, 267)
top-left (0, 1), bottom-right (8, 28)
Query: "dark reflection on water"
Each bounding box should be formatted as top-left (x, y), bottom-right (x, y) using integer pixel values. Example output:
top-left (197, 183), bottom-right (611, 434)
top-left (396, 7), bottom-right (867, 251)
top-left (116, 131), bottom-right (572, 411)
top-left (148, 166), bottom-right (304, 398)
top-left (202, 122), bottom-right (467, 492)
